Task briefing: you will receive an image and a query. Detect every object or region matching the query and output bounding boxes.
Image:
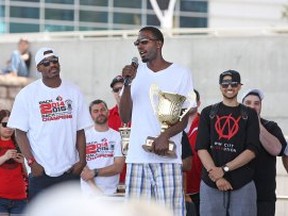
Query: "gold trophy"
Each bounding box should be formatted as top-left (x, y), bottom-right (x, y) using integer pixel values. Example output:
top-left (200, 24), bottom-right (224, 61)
top-left (142, 84), bottom-right (195, 157)
top-left (119, 123), bottom-right (131, 156)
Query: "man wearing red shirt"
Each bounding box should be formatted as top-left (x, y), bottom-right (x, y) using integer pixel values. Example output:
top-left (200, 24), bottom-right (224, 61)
top-left (185, 89), bottom-right (202, 216)
top-left (108, 75), bottom-right (130, 185)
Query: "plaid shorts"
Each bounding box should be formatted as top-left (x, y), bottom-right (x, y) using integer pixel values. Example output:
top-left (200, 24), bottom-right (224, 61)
top-left (125, 163), bottom-right (185, 216)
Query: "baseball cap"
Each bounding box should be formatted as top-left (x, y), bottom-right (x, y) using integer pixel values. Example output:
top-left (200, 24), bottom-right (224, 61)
top-left (35, 47), bottom-right (58, 66)
top-left (241, 88), bottom-right (264, 102)
top-left (219, 70), bottom-right (242, 84)
top-left (110, 75), bottom-right (124, 88)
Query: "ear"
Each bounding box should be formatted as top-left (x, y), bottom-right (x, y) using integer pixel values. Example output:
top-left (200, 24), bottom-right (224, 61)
top-left (156, 40), bottom-right (162, 49)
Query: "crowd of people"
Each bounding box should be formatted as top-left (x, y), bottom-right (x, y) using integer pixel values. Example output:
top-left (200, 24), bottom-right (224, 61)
top-left (0, 26), bottom-right (288, 216)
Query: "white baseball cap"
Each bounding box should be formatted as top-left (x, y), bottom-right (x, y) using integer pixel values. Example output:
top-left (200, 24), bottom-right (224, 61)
top-left (241, 88), bottom-right (264, 102)
top-left (35, 47), bottom-right (58, 66)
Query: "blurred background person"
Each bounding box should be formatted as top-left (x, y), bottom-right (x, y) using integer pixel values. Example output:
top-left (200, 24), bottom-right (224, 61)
top-left (2, 38), bottom-right (31, 77)
top-left (242, 88), bottom-right (287, 216)
top-left (184, 89), bottom-right (202, 216)
top-left (108, 75), bottom-right (130, 189)
top-left (0, 109), bottom-right (27, 216)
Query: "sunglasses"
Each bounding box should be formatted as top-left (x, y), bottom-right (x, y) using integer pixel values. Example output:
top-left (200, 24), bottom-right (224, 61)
top-left (134, 38), bottom-right (158, 46)
top-left (221, 81), bottom-right (239, 88)
top-left (1, 122), bottom-right (7, 128)
top-left (112, 87), bottom-right (122, 93)
top-left (39, 57), bottom-right (59, 67)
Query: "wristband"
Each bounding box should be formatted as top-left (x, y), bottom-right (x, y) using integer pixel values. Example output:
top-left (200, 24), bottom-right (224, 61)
top-left (94, 169), bottom-right (99, 177)
top-left (27, 157), bottom-right (36, 167)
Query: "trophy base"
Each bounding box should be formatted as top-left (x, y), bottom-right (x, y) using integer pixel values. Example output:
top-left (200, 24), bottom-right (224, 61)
top-left (142, 136), bottom-right (177, 158)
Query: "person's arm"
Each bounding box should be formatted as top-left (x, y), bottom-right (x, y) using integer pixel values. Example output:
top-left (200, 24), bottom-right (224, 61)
top-left (0, 149), bottom-right (17, 165)
top-left (119, 64), bottom-right (137, 123)
top-left (71, 129), bottom-right (87, 175)
top-left (15, 129), bottom-right (44, 176)
top-left (259, 123), bottom-right (282, 156)
top-left (182, 156), bottom-right (192, 172)
top-left (81, 157), bottom-right (125, 181)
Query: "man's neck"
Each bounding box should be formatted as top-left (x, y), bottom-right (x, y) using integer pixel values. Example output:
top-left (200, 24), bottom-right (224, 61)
top-left (222, 98), bottom-right (239, 107)
top-left (42, 78), bottom-right (62, 88)
top-left (94, 124), bottom-right (109, 132)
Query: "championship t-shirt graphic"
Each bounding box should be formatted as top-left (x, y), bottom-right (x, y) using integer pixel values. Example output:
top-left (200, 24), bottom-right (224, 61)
top-left (86, 138), bottom-right (115, 161)
top-left (39, 95), bottom-right (73, 121)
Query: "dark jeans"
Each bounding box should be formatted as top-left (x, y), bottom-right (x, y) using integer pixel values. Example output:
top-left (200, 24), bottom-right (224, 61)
top-left (28, 172), bottom-right (80, 201)
top-left (0, 198), bottom-right (27, 214)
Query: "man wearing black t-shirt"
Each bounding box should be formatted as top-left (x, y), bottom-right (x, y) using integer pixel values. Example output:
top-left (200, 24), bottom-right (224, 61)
top-left (242, 88), bottom-right (287, 216)
top-left (196, 70), bottom-right (260, 216)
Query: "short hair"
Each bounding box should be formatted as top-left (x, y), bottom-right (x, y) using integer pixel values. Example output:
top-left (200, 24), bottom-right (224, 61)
top-left (89, 99), bottom-right (108, 113)
top-left (139, 26), bottom-right (164, 44)
top-left (194, 89), bottom-right (200, 102)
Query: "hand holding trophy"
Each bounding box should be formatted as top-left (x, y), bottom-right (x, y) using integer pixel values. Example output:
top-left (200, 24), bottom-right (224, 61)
top-left (142, 84), bottom-right (195, 157)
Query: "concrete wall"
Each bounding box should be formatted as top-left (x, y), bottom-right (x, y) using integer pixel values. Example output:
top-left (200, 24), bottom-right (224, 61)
top-left (1, 33), bottom-right (288, 135)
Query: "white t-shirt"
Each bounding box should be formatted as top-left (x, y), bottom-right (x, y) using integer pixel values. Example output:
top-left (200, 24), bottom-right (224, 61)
top-left (81, 127), bottom-right (122, 196)
top-left (8, 79), bottom-right (93, 177)
top-left (126, 63), bottom-right (194, 164)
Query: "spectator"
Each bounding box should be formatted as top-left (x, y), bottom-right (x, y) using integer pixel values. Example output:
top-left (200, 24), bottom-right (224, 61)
top-left (81, 99), bottom-right (125, 196)
top-left (2, 38), bottom-right (31, 77)
top-left (108, 75), bottom-right (130, 187)
top-left (242, 88), bottom-right (287, 216)
top-left (0, 109), bottom-right (27, 215)
top-left (196, 70), bottom-right (260, 216)
top-left (119, 26), bottom-right (194, 216)
top-left (8, 47), bottom-right (92, 200)
top-left (184, 89), bottom-right (202, 216)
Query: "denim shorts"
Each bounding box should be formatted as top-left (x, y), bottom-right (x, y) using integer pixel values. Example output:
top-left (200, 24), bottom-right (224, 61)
top-left (0, 198), bottom-right (27, 214)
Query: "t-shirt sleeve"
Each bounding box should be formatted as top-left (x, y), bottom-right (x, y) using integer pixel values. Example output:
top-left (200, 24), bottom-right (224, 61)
top-left (245, 108), bottom-right (261, 155)
top-left (8, 90), bottom-right (29, 132)
top-left (76, 90), bottom-right (93, 131)
top-left (263, 120), bottom-right (287, 156)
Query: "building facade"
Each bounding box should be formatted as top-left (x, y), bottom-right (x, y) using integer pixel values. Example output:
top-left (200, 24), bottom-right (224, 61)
top-left (0, 0), bottom-right (208, 34)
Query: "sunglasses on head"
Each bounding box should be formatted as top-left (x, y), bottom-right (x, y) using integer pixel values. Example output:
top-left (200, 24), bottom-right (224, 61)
top-left (112, 87), bottom-right (122, 93)
top-left (1, 122), bottom-right (7, 128)
top-left (39, 57), bottom-right (59, 67)
top-left (221, 81), bottom-right (239, 88)
top-left (134, 38), bottom-right (158, 46)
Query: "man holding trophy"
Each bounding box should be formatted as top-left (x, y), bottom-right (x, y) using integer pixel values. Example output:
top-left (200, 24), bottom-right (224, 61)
top-left (119, 26), bottom-right (195, 216)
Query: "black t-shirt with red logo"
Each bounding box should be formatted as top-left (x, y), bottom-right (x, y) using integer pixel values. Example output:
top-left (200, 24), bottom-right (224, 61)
top-left (196, 102), bottom-right (260, 190)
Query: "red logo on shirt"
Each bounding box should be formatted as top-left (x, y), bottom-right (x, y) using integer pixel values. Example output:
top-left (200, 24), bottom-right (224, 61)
top-left (215, 114), bottom-right (241, 140)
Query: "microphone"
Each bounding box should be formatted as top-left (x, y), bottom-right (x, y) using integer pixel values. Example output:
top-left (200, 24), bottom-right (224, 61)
top-left (124, 57), bottom-right (138, 86)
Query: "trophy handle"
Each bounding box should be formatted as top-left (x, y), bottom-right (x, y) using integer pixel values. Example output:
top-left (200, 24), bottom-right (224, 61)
top-left (149, 83), bottom-right (160, 115)
top-left (179, 91), bottom-right (196, 121)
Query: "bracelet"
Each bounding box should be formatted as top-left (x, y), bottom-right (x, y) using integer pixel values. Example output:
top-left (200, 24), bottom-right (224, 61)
top-left (94, 169), bottom-right (99, 177)
top-left (27, 157), bottom-right (36, 167)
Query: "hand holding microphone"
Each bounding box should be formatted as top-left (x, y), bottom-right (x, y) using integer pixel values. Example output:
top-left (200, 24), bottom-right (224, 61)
top-left (123, 57), bottom-right (138, 86)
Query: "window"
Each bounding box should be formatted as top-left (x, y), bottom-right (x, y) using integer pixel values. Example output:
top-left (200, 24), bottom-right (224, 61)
top-left (45, 9), bottom-right (74, 21)
top-left (44, 24), bottom-right (74, 32)
top-left (80, 0), bottom-right (107, 6)
top-left (46, 0), bottom-right (74, 4)
top-left (10, 23), bottom-right (39, 33)
top-left (180, 16), bottom-right (207, 27)
top-left (113, 12), bottom-right (141, 25)
top-left (114, 0), bottom-right (142, 9)
top-left (180, 0), bottom-right (208, 13)
top-left (10, 6), bottom-right (39, 19)
top-left (80, 11), bottom-right (107, 23)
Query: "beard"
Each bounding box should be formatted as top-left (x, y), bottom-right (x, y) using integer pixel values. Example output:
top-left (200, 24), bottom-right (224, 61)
top-left (95, 115), bottom-right (108, 125)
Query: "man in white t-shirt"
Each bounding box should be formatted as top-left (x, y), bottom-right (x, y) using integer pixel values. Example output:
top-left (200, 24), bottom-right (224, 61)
top-left (119, 26), bottom-right (195, 216)
top-left (80, 99), bottom-right (125, 196)
top-left (8, 47), bottom-right (93, 200)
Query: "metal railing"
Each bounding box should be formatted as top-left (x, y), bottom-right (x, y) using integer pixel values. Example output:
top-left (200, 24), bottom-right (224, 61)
top-left (1, 26), bottom-right (288, 43)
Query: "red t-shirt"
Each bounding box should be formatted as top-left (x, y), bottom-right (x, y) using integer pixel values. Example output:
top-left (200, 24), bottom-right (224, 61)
top-left (186, 113), bottom-right (202, 194)
top-left (0, 139), bottom-right (27, 200)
